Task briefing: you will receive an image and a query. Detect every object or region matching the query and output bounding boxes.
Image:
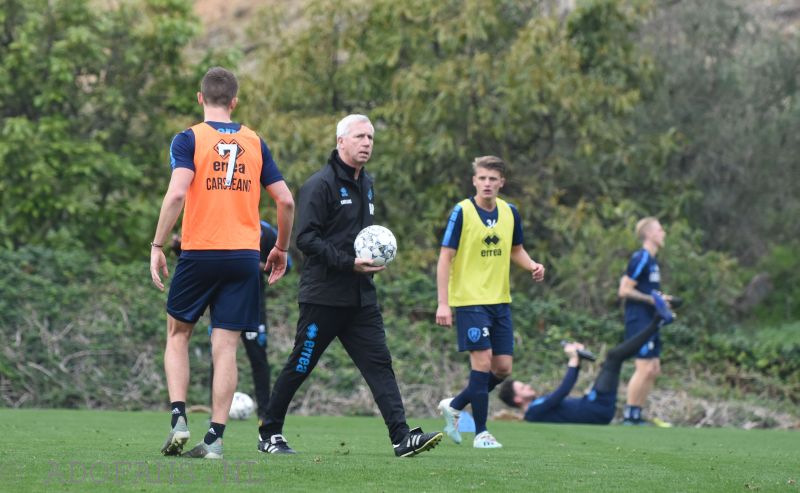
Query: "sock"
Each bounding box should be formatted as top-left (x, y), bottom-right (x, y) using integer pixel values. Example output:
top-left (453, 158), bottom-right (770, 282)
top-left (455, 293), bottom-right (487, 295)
top-left (170, 401), bottom-right (186, 427)
top-left (469, 371), bottom-right (491, 434)
top-left (624, 405), bottom-right (642, 421)
top-left (450, 385), bottom-right (469, 411)
top-left (204, 422), bottom-right (225, 445)
top-left (450, 369), bottom-right (489, 411)
top-left (450, 370), bottom-right (491, 432)
top-left (487, 372), bottom-right (505, 393)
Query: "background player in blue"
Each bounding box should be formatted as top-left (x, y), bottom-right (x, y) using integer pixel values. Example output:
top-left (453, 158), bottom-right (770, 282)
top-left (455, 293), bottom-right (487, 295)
top-left (498, 292), bottom-right (675, 424)
top-left (435, 156), bottom-right (545, 449)
top-left (617, 217), bottom-right (675, 426)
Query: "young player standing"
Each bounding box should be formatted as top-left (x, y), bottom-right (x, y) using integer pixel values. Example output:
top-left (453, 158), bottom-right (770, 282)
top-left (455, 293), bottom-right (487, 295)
top-left (618, 217), bottom-right (674, 426)
top-left (149, 67), bottom-right (294, 459)
top-left (435, 156), bottom-right (545, 448)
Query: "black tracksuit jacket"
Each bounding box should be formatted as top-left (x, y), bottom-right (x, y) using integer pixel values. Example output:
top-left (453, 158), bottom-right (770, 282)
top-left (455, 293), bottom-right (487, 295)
top-left (295, 150), bottom-right (377, 307)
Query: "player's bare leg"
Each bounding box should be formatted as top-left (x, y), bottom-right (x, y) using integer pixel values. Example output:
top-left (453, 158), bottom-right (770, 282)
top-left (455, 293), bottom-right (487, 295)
top-left (625, 358), bottom-right (660, 424)
top-left (161, 316), bottom-right (194, 455)
top-left (183, 328), bottom-right (240, 459)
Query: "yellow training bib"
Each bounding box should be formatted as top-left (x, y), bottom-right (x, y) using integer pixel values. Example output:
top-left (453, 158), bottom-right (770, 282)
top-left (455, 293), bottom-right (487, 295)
top-left (448, 198), bottom-right (513, 307)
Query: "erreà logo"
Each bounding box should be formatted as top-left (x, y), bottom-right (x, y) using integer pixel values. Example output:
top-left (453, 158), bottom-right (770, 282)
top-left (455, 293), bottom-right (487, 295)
top-left (296, 323), bottom-right (319, 374)
top-left (483, 234), bottom-right (500, 246)
top-left (214, 140), bottom-right (245, 158)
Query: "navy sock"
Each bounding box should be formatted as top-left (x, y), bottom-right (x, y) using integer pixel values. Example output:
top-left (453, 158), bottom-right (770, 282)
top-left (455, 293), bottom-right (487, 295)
top-left (450, 383), bottom-right (470, 411)
top-left (487, 372), bottom-right (505, 393)
top-left (468, 371), bottom-right (491, 434)
top-left (450, 370), bottom-right (491, 430)
top-left (204, 422), bottom-right (225, 445)
top-left (624, 405), bottom-right (642, 421)
top-left (170, 401), bottom-right (186, 427)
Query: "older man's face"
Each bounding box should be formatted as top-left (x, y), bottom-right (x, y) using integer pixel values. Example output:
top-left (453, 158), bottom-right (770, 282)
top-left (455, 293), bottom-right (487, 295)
top-left (338, 121), bottom-right (374, 166)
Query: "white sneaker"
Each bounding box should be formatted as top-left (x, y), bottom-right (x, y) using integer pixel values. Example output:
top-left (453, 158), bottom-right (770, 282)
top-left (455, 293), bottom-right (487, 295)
top-left (473, 431), bottom-right (502, 449)
top-left (437, 398), bottom-right (462, 444)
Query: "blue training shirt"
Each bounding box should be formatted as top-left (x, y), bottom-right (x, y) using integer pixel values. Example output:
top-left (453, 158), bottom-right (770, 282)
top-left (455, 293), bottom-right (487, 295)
top-left (623, 248), bottom-right (661, 323)
top-left (524, 367), bottom-right (615, 424)
top-left (169, 121), bottom-right (283, 188)
top-left (169, 121), bottom-right (284, 260)
top-left (441, 197), bottom-right (524, 249)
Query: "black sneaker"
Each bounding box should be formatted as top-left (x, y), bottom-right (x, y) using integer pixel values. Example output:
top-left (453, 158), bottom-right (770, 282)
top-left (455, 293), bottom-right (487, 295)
top-left (257, 433), bottom-right (297, 454)
top-left (393, 427), bottom-right (443, 458)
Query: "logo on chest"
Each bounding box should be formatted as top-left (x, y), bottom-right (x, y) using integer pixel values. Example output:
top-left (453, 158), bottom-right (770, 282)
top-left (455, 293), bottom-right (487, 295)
top-left (481, 233), bottom-right (502, 257)
top-left (649, 265), bottom-right (660, 283)
top-left (339, 187), bottom-right (352, 205)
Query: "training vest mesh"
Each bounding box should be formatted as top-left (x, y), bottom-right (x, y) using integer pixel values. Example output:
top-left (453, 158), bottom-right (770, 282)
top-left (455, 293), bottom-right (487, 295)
top-left (181, 122), bottom-right (263, 251)
top-left (448, 198), bottom-right (514, 306)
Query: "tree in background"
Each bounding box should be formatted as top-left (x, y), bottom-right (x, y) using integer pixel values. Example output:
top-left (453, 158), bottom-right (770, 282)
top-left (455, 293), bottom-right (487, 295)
top-left (634, 0), bottom-right (800, 263)
top-left (0, 0), bottom-right (199, 259)
top-left (240, 0), bottom-right (741, 324)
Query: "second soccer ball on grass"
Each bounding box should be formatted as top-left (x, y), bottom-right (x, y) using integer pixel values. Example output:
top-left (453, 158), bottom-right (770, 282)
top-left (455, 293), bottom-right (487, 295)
top-left (229, 391), bottom-right (255, 420)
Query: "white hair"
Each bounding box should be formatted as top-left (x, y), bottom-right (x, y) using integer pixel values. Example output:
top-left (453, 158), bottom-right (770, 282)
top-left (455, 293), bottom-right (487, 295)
top-left (336, 114), bottom-right (373, 139)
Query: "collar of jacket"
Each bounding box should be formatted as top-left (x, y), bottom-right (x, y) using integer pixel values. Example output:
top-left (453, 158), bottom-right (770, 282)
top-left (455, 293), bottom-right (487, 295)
top-left (328, 149), bottom-right (364, 184)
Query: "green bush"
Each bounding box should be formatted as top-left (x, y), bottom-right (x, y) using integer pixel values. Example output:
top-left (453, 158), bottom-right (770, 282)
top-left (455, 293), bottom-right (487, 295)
top-left (1, 247), bottom-right (796, 425)
top-left (751, 243), bottom-right (800, 324)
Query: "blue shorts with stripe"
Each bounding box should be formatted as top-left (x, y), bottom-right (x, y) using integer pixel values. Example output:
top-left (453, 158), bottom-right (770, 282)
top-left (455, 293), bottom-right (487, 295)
top-left (625, 315), bottom-right (661, 359)
top-left (166, 251), bottom-right (260, 330)
top-left (454, 304), bottom-right (514, 355)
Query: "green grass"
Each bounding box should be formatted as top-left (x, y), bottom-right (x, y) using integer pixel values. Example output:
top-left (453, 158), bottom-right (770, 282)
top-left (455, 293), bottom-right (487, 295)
top-left (0, 409), bottom-right (797, 492)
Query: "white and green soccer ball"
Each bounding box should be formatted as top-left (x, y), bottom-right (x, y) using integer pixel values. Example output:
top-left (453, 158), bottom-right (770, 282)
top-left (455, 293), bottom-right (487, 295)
top-left (354, 225), bottom-right (397, 266)
top-left (229, 391), bottom-right (255, 420)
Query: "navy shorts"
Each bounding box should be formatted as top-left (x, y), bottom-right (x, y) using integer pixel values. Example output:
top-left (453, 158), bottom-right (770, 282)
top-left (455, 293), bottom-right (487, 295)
top-left (625, 316), bottom-right (661, 359)
top-left (454, 304), bottom-right (514, 355)
top-left (167, 252), bottom-right (260, 330)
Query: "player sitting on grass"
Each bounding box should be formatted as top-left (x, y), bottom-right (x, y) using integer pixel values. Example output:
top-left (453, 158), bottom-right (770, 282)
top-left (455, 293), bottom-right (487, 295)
top-left (498, 292), bottom-right (675, 424)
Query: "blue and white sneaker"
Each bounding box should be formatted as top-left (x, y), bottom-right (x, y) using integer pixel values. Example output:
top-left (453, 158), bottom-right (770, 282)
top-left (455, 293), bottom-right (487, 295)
top-left (438, 398), bottom-right (462, 444)
top-left (473, 431), bottom-right (502, 449)
top-left (652, 291), bottom-right (674, 325)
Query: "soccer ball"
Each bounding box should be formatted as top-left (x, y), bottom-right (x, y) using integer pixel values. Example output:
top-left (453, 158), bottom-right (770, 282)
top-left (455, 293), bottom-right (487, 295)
top-left (354, 225), bottom-right (397, 266)
top-left (229, 391), bottom-right (255, 420)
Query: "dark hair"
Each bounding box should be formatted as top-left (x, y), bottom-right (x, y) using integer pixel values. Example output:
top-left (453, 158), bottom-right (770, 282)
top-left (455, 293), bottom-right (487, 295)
top-left (498, 379), bottom-right (517, 408)
top-left (200, 67), bottom-right (238, 107)
top-left (472, 155), bottom-right (506, 177)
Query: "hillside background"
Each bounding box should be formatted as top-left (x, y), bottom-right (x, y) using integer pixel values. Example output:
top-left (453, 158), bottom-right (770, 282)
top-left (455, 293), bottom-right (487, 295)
top-left (1, 0), bottom-right (798, 428)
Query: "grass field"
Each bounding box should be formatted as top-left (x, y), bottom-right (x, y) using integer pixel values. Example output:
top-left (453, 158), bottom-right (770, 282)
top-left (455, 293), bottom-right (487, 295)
top-left (0, 409), bottom-right (797, 493)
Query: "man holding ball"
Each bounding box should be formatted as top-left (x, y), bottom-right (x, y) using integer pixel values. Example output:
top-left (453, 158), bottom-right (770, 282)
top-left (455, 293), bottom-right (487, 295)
top-left (257, 114), bottom-right (442, 457)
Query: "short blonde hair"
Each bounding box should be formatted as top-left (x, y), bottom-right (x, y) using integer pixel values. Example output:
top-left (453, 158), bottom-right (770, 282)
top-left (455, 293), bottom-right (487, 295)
top-left (472, 155), bottom-right (506, 177)
top-left (635, 217), bottom-right (660, 242)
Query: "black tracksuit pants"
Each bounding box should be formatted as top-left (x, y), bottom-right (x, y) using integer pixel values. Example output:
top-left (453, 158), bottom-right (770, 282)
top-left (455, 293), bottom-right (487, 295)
top-left (259, 303), bottom-right (410, 444)
top-left (593, 316), bottom-right (665, 394)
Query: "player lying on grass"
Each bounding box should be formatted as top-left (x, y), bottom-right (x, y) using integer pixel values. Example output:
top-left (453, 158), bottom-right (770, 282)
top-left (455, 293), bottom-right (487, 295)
top-left (498, 292), bottom-right (675, 424)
